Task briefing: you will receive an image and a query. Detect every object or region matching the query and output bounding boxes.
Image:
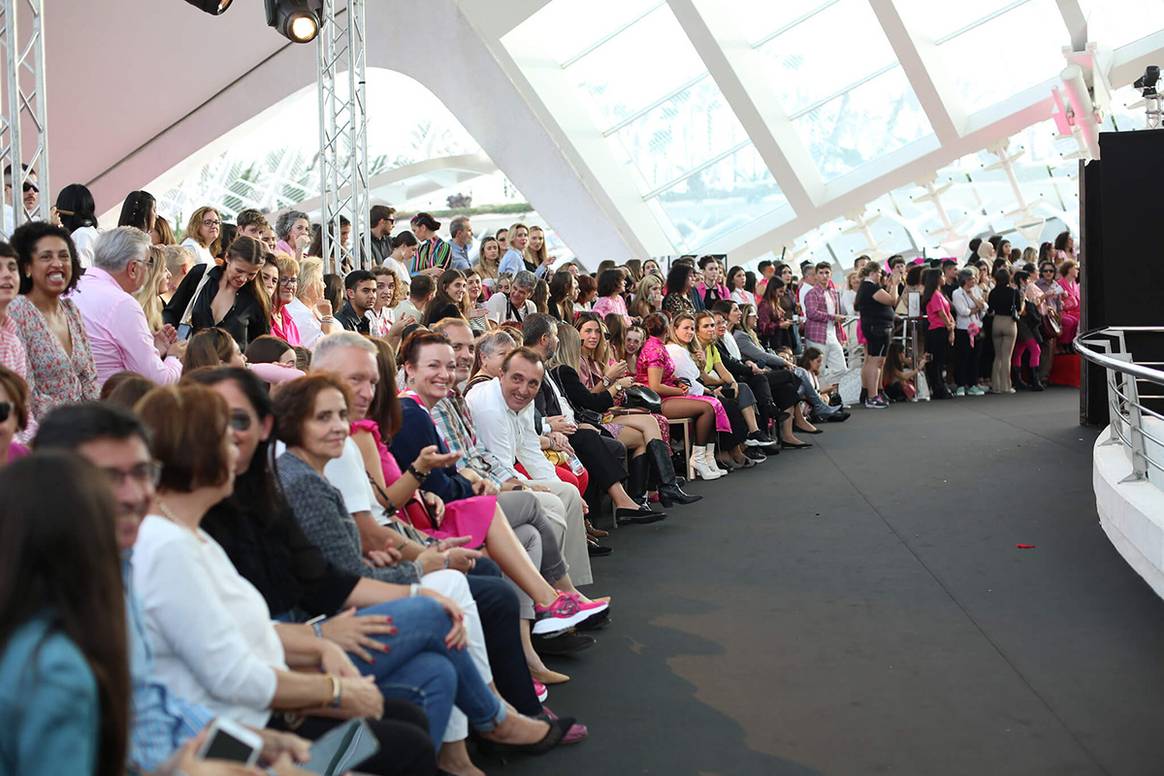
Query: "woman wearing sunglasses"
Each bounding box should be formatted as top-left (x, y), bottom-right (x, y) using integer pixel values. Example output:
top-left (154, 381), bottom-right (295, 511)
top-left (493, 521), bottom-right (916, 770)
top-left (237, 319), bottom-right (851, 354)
top-left (0, 366), bottom-right (28, 464)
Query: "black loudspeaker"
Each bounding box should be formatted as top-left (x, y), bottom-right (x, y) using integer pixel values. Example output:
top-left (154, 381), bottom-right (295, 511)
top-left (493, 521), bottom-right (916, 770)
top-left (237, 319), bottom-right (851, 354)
top-left (1080, 130), bottom-right (1164, 425)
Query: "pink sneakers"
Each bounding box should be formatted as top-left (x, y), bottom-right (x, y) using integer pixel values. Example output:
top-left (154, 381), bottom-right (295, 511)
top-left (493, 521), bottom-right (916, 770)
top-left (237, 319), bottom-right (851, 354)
top-left (532, 592), bottom-right (610, 635)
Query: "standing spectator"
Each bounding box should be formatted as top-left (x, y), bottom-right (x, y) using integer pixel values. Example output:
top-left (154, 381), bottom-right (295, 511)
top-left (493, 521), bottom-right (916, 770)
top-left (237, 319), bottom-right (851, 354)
top-left (0, 242), bottom-right (26, 378)
top-left (275, 209), bottom-right (311, 260)
top-left (179, 206), bottom-right (220, 266)
top-left (368, 205), bottom-right (396, 265)
top-left (0, 453), bottom-right (131, 776)
top-left (951, 268), bottom-right (986, 396)
top-left (7, 222), bottom-right (98, 431)
top-left (921, 268), bottom-right (954, 400)
top-left (854, 261), bottom-right (901, 408)
top-left (134, 245), bottom-right (172, 333)
top-left (448, 216), bottom-right (474, 271)
top-left (410, 212), bottom-right (450, 276)
top-left (55, 184), bottom-right (100, 268)
top-left (662, 264), bottom-right (697, 320)
top-left (1057, 259), bottom-right (1080, 346)
top-left (987, 268), bottom-right (1021, 393)
top-left (498, 223), bottom-right (529, 276)
top-left (1054, 231), bottom-right (1075, 262)
top-left (335, 269), bottom-right (375, 333)
top-left (1, 164), bottom-right (38, 234)
top-left (73, 227), bottom-right (185, 387)
top-left (118, 190), bottom-right (157, 235)
top-left (235, 208), bottom-right (270, 241)
top-left (494, 227), bottom-right (509, 254)
top-left (485, 270), bottom-right (537, 324)
top-left (474, 235), bottom-right (501, 290)
top-left (269, 253), bottom-right (301, 345)
top-left (163, 235), bottom-right (271, 349)
top-left (527, 226), bottom-right (552, 278)
top-left (802, 263), bottom-right (848, 384)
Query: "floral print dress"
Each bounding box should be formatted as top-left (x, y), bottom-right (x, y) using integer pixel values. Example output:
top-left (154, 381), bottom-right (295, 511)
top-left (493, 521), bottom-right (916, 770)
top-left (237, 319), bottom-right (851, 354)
top-left (7, 295), bottom-right (98, 437)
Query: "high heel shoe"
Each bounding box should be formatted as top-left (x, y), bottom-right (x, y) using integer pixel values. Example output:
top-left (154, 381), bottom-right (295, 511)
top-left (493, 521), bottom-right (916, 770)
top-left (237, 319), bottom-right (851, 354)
top-left (531, 667), bottom-right (571, 685)
top-left (690, 446), bottom-right (724, 480)
top-left (480, 716), bottom-right (576, 755)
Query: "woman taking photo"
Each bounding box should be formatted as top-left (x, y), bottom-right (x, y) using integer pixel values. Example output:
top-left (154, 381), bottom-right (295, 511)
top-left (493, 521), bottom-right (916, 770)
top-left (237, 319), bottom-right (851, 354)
top-left (0, 453), bottom-right (129, 776)
top-left (180, 205), bottom-right (221, 266)
top-left (854, 261), bottom-right (903, 409)
top-left (163, 235), bottom-right (270, 349)
top-left (7, 221), bottom-right (98, 431)
top-left (629, 274), bottom-right (663, 320)
top-left (987, 268), bottom-right (1022, 393)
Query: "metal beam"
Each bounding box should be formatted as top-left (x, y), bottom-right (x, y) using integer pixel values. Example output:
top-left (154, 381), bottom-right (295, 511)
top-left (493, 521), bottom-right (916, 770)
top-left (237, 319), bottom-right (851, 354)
top-left (0, 0), bottom-right (49, 234)
top-left (868, 0), bottom-right (960, 144)
top-left (317, 0), bottom-right (370, 272)
top-left (1054, 0), bottom-right (1088, 52)
top-left (667, 0), bottom-right (820, 213)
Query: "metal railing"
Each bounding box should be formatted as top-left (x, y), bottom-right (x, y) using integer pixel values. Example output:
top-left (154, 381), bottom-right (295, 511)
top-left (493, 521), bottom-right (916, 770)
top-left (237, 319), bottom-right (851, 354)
top-left (1075, 327), bottom-right (1164, 485)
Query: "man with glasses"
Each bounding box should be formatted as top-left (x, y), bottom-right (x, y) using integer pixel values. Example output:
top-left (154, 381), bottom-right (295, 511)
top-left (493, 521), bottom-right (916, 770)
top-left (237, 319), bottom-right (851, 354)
top-left (368, 204), bottom-right (396, 266)
top-left (73, 227), bottom-right (185, 386)
top-left (1, 164), bottom-right (37, 237)
top-left (32, 402), bottom-right (312, 773)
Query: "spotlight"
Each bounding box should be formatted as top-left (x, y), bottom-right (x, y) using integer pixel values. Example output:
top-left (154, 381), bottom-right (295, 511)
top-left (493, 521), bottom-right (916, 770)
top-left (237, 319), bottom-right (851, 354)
top-left (184, 0), bottom-right (232, 14)
top-left (265, 0), bottom-right (320, 43)
top-left (1134, 65), bottom-right (1160, 97)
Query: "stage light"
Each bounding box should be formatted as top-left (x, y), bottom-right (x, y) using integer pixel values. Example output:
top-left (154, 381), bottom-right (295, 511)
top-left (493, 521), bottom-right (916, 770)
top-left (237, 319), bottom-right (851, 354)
top-left (184, 0), bottom-right (232, 14)
top-left (265, 0), bottom-right (320, 43)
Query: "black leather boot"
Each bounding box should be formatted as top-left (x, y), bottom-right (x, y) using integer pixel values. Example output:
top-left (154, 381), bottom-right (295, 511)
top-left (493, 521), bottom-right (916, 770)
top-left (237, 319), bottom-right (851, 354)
top-left (647, 439), bottom-right (702, 507)
top-left (627, 453), bottom-right (649, 504)
top-left (1011, 366), bottom-right (1031, 391)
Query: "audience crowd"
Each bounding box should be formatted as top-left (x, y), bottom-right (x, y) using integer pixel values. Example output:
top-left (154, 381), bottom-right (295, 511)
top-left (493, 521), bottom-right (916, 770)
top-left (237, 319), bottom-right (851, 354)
top-left (0, 183), bottom-right (1081, 775)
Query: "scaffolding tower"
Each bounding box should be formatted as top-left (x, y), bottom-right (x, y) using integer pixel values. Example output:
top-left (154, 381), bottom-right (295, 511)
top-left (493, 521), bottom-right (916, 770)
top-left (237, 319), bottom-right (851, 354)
top-left (316, 0), bottom-right (370, 273)
top-left (0, 0), bottom-right (49, 235)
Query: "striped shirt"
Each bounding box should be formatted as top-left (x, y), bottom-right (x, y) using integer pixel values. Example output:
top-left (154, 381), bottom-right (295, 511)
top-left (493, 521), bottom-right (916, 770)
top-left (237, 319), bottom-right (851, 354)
top-left (412, 237), bottom-right (451, 275)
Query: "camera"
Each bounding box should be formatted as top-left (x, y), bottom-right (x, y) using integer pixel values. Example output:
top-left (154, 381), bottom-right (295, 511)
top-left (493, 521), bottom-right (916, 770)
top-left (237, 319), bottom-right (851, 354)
top-left (1135, 66), bottom-right (1159, 97)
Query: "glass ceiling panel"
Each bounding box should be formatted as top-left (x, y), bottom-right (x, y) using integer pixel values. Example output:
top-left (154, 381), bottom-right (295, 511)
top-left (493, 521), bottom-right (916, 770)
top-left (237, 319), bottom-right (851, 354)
top-left (793, 67), bottom-right (932, 181)
top-left (922, 0), bottom-right (1070, 114)
top-left (892, 0), bottom-right (1022, 42)
top-left (754, 0), bottom-right (898, 115)
top-left (736, 0), bottom-right (837, 47)
top-left (1078, 0), bottom-right (1164, 49)
top-left (650, 143), bottom-right (787, 253)
top-left (564, 4), bottom-right (706, 130)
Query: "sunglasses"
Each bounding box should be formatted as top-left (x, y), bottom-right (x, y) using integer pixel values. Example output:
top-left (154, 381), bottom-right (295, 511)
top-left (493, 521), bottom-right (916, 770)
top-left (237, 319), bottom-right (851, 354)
top-left (229, 410), bottom-right (253, 432)
top-left (21, 182), bottom-right (36, 193)
top-left (0, 401), bottom-right (10, 423)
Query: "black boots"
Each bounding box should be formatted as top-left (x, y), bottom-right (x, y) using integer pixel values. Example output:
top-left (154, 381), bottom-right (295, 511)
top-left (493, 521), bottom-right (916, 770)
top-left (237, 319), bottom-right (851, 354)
top-left (1011, 366), bottom-right (1032, 391)
top-left (646, 439), bottom-right (702, 507)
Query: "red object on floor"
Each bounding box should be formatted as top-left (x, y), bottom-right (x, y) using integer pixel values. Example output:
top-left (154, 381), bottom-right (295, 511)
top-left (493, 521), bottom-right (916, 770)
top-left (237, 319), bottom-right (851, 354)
top-left (1049, 353), bottom-right (1081, 388)
top-left (1016, 544), bottom-right (1036, 549)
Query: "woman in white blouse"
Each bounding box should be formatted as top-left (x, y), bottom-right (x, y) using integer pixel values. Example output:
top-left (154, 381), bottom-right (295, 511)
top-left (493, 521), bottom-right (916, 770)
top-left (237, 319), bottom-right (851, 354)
top-left (951, 268), bottom-right (986, 396)
top-left (285, 257), bottom-right (337, 348)
top-left (180, 206), bottom-right (221, 266)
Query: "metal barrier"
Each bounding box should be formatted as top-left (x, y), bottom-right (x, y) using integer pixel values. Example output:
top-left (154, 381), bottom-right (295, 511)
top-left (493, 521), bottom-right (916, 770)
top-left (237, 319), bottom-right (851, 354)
top-left (1075, 327), bottom-right (1164, 486)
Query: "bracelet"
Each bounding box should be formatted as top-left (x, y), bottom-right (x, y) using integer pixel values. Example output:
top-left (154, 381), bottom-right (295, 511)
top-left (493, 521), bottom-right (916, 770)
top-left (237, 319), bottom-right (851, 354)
top-left (408, 464), bottom-right (430, 483)
top-left (311, 620), bottom-right (324, 639)
top-left (328, 675), bottom-right (342, 708)
top-left (409, 583), bottom-right (421, 597)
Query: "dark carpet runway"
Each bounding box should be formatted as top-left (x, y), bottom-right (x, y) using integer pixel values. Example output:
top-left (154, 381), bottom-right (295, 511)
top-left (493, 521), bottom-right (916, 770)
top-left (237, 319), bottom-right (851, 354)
top-left (494, 389), bottom-right (1164, 776)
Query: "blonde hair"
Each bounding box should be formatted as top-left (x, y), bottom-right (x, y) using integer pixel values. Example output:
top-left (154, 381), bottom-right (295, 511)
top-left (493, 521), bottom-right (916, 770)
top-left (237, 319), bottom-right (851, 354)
top-left (134, 246), bottom-right (170, 332)
top-left (184, 206), bottom-right (221, 253)
top-left (524, 225), bottom-right (548, 267)
top-left (297, 256), bottom-right (325, 303)
top-left (552, 321), bottom-right (582, 372)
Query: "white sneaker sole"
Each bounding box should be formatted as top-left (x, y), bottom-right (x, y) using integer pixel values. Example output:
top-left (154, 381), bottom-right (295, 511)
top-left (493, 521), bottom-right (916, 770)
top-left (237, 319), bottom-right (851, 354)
top-left (532, 600), bottom-right (610, 635)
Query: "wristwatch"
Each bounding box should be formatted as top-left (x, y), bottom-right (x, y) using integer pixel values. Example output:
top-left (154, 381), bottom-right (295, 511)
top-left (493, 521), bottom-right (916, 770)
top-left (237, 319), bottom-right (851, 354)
top-left (602, 376), bottom-right (612, 387)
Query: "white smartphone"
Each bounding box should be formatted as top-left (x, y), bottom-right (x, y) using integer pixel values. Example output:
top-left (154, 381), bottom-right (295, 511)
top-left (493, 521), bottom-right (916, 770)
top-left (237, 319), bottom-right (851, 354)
top-left (197, 717), bottom-right (263, 766)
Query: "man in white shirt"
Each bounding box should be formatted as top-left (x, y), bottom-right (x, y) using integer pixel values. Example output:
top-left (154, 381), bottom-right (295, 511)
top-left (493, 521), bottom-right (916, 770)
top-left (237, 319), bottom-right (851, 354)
top-left (393, 274), bottom-right (432, 324)
top-left (73, 227), bottom-right (186, 387)
top-left (485, 270), bottom-right (537, 324)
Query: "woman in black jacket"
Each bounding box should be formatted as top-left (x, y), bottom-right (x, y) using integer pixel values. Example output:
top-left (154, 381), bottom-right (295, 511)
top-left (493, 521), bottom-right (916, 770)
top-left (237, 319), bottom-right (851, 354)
top-left (557, 318), bottom-right (699, 509)
top-left (162, 235), bottom-right (270, 348)
top-left (422, 269), bottom-right (469, 326)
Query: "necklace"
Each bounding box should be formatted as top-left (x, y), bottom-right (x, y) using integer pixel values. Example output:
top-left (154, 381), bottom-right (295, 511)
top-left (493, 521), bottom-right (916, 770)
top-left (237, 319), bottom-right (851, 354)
top-left (155, 499), bottom-right (204, 541)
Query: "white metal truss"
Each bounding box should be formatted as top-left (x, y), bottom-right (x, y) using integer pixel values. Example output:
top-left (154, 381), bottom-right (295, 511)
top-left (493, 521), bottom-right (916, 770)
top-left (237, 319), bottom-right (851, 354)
top-left (0, 0), bottom-right (49, 235)
top-left (316, 0), bottom-right (369, 272)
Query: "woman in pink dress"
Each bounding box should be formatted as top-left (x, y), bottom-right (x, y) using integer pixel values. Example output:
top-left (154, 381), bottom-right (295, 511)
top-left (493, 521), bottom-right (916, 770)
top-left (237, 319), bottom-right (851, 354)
top-left (636, 312), bottom-right (730, 481)
top-left (269, 253), bottom-right (301, 345)
top-left (590, 268), bottom-right (632, 326)
top-left (1056, 259), bottom-right (1080, 347)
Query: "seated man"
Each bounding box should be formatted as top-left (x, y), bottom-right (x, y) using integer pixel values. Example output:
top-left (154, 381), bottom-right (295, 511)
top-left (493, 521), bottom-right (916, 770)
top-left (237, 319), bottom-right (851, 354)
top-left (521, 314), bottom-right (659, 525)
top-left (486, 270), bottom-right (538, 324)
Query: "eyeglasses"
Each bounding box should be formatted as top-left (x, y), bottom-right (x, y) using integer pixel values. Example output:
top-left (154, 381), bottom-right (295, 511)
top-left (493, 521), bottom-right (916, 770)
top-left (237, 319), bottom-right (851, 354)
top-left (1041, 268), bottom-right (1055, 273)
top-left (100, 461), bottom-right (162, 489)
top-left (229, 409), bottom-right (253, 432)
top-left (278, 276), bottom-right (298, 287)
top-left (0, 401), bottom-right (11, 423)
top-left (202, 218), bottom-right (222, 227)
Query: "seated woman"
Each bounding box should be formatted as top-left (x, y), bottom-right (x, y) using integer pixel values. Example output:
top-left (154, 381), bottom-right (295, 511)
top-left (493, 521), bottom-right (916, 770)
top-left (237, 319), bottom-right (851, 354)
top-left (692, 310), bottom-right (775, 463)
top-left (0, 365), bottom-right (29, 464)
top-left (0, 453), bottom-right (129, 776)
top-left (382, 334), bottom-right (607, 629)
top-left (590, 269), bottom-right (632, 327)
top-left (562, 317), bottom-right (697, 508)
top-left (183, 327), bottom-right (302, 385)
top-left (163, 235), bottom-right (271, 349)
top-left (422, 269), bottom-right (469, 326)
top-left (635, 312), bottom-right (725, 481)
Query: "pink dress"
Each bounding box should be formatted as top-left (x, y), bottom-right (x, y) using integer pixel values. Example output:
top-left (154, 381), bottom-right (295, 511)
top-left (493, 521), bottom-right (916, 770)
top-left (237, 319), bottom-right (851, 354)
top-left (351, 419), bottom-right (494, 548)
top-left (592, 294), bottom-right (631, 325)
top-left (1057, 278), bottom-right (1080, 344)
top-left (635, 336), bottom-right (730, 433)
